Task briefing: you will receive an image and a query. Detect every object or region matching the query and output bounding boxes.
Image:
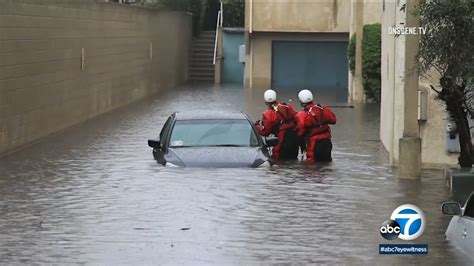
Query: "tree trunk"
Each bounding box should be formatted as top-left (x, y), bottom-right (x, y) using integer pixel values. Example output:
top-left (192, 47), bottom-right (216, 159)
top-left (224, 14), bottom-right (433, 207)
top-left (441, 79), bottom-right (473, 168)
top-left (455, 106), bottom-right (473, 168)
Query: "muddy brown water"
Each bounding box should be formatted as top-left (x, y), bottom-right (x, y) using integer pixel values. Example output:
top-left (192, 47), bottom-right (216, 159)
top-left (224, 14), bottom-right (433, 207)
top-left (0, 85), bottom-right (471, 264)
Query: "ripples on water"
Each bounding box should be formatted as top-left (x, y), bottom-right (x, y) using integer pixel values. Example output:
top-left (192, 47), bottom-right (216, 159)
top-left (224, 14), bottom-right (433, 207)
top-left (0, 85), bottom-right (470, 264)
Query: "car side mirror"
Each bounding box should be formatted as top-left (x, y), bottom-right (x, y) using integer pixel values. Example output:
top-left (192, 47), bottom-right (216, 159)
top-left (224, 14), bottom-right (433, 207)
top-left (148, 138), bottom-right (161, 149)
top-left (441, 202), bottom-right (462, 216)
top-left (265, 137), bottom-right (279, 147)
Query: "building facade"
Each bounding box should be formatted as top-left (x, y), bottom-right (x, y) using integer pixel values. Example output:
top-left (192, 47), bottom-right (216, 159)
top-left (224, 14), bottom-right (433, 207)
top-left (244, 0), bottom-right (351, 99)
top-left (380, 0), bottom-right (458, 172)
top-left (244, 0), bottom-right (381, 103)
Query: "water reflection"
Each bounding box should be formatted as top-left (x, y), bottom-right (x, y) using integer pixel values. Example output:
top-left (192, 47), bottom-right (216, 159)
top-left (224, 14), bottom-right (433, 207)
top-left (0, 85), bottom-right (470, 264)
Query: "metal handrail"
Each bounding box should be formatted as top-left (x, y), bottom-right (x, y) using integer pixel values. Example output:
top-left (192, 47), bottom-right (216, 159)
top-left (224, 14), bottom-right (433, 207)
top-left (213, 2), bottom-right (223, 65)
top-left (220, 1), bottom-right (223, 27)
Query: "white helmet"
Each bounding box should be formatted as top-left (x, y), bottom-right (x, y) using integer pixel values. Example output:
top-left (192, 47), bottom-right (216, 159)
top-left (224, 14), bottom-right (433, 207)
top-left (298, 89), bottom-right (313, 103)
top-left (264, 89), bottom-right (277, 103)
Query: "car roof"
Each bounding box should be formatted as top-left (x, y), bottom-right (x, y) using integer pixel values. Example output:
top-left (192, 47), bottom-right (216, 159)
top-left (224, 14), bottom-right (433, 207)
top-left (175, 111), bottom-right (248, 121)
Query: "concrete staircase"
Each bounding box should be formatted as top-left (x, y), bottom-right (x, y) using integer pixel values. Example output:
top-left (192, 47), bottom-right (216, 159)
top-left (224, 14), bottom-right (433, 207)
top-left (190, 31), bottom-right (216, 83)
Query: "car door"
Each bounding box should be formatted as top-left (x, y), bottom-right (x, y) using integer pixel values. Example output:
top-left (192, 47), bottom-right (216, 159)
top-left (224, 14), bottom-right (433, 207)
top-left (447, 193), bottom-right (474, 256)
top-left (459, 193), bottom-right (474, 255)
top-left (154, 115), bottom-right (174, 164)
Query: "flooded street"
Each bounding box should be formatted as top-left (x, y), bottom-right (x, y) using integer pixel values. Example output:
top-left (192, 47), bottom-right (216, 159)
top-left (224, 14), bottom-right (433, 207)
top-left (0, 85), bottom-right (471, 264)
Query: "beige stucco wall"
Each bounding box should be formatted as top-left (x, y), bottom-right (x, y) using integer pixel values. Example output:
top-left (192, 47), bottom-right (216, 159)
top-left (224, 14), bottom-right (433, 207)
top-left (392, 0), bottom-right (407, 165)
top-left (363, 0), bottom-right (383, 24)
top-left (0, 1), bottom-right (192, 155)
top-left (379, 0), bottom-right (457, 168)
top-left (248, 0), bottom-right (350, 33)
top-left (419, 80), bottom-right (458, 167)
top-left (380, 0), bottom-right (396, 162)
top-left (380, 0), bottom-right (412, 166)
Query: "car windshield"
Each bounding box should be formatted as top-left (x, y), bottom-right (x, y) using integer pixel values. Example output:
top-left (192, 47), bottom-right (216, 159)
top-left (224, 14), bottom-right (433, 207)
top-left (169, 119), bottom-right (259, 147)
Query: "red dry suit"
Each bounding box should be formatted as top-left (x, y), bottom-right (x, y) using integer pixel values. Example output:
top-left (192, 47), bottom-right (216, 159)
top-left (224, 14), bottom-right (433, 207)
top-left (296, 103), bottom-right (337, 162)
top-left (255, 102), bottom-right (299, 160)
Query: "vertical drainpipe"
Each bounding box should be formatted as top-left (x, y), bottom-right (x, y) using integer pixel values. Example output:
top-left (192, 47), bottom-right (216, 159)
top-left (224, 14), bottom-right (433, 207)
top-left (249, 0), bottom-right (253, 89)
top-left (390, 2), bottom-right (396, 166)
top-left (249, 0), bottom-right (253, 34)
top-left (348, 0), bottom-right (357, 102)
top-left (353, 0), bottom-right (365, 102)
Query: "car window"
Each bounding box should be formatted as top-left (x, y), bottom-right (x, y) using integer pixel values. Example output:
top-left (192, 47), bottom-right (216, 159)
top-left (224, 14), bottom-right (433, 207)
top-left (170, 119), bottom-right (259, 147)
top-left (464, 193), bottom-right (474, 218)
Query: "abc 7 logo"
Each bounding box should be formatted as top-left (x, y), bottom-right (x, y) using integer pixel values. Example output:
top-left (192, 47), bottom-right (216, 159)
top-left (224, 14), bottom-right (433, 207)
top-left (380, 204), bottom-right (425, 241)
top-left (380, 220), bottom-right (401, 240)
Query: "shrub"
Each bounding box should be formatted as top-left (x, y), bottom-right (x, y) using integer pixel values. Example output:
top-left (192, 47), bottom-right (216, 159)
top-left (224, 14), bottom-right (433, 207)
top-left (347, 23), bottom-right (382, 103)
top-left (362, 23), bottom-right (382, 103)
top-left (347, 34), bottom-right (356, 75)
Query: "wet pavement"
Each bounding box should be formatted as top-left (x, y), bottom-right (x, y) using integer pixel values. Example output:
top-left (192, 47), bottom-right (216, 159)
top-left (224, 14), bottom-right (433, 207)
top-left (0, 85), bottom-right (471, 264)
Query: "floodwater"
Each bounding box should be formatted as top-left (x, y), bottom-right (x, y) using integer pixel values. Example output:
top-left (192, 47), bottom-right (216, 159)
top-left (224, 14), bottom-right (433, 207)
top-left (0, 85), bottom-right (471, 265)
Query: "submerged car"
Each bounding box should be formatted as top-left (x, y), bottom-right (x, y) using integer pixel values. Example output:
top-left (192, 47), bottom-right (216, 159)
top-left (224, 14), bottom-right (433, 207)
top-left (148, 112), bottom-right (277, 168)
top-left (442, 192), bottom-right (474, 259)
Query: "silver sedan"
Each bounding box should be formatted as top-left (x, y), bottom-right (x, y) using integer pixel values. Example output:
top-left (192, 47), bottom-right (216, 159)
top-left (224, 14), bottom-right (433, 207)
top-left (442, 192), bottom-right (474, 260)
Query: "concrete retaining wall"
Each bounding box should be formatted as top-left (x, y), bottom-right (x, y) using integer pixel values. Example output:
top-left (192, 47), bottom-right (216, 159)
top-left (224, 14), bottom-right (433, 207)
top-left (0, 0), bottom-right (192, 155)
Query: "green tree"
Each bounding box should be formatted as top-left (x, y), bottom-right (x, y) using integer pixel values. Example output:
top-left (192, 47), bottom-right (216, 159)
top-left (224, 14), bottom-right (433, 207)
top-left (416, 0), bottom-right (474, 168)
top-left (222, 0), bottom-right (244, 27)
top-left (145, 0), bottom-right (244, 33)
top-left (154, 0), bottom-right (192, 10)
top-left (202, 0), bottom-right (220, 30)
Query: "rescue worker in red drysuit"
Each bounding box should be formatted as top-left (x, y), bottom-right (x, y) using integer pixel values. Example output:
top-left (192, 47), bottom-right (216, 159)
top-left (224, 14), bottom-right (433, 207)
top-left (296, 89), bottom-right (337, 162)
top-left (255, 90), bottom-right (299, 160)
